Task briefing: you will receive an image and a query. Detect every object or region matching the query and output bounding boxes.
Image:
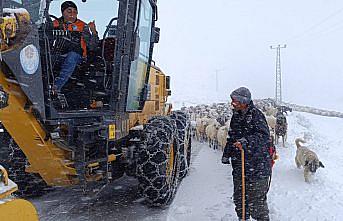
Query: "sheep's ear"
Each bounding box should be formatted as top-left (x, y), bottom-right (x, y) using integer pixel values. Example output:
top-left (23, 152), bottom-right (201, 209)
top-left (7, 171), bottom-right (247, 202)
top-left (319, 161), bottom-right (325, 168)
top-left (304, 160), bottom-right (309, 166)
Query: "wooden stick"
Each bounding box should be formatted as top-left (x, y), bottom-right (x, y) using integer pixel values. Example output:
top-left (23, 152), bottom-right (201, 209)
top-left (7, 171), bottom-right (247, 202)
top-left (241, 148), bottom-right (245, 221)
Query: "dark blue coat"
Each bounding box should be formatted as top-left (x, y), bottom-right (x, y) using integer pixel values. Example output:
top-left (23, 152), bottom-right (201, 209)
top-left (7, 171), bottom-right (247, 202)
top-left (225, 101), bottom-right (272, 181)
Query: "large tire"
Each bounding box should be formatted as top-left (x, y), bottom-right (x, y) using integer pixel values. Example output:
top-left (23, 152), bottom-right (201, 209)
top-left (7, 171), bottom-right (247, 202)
top-left (0, 130), bottom-right (49, 198)
top-left (136, 116), bottom-right (181, 206)
top-left (170, 111), bottom-right (192, 179)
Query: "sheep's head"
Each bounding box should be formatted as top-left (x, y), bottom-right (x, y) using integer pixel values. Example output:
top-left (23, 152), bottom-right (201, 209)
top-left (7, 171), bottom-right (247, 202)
top-left (215, 122), bottom-right (221, 130)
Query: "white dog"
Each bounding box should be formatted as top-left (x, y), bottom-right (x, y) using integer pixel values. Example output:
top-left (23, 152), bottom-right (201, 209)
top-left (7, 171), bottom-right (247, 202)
top-left (295, 138), bottom-right (324, 182)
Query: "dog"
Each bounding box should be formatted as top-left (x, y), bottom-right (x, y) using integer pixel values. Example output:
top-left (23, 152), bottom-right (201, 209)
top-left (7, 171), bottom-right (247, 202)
top-left (295, 138), bottom-right (324, 182)
top-left (275, 113), bottom-right (287, 147)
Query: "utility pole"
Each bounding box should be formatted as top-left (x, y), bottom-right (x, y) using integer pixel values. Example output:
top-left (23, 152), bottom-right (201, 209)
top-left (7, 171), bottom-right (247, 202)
top-left (270, 44), bottom-right (286, 106)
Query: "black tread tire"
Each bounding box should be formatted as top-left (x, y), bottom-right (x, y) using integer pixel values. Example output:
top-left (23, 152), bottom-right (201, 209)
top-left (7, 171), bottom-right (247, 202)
top-left (170, 111), bottom-right (192, 179)
top-left (0, 129), bottom-right (49, 198)
top-left (136, 116), bottom-right (181, 207)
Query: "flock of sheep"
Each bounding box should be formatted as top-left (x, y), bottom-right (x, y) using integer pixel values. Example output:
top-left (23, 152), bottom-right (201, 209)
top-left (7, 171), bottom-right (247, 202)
top-left (181, 100), bottom-right (289, 150)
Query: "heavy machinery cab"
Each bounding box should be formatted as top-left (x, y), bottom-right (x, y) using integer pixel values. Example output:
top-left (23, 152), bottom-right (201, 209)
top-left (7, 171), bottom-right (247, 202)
top-left (1, 0), bottom-right (159, 119)
top-left (0, 0), bottom-right (166, 187)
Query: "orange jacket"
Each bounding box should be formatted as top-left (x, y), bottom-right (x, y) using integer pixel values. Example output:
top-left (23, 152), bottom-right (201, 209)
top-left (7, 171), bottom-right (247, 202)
top-left (53, 19), bottom-right (87, 57)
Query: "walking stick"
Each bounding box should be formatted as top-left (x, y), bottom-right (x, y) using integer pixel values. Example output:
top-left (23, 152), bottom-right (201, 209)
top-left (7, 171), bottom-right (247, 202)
top-left (241, 148), bottom-right (245, 221)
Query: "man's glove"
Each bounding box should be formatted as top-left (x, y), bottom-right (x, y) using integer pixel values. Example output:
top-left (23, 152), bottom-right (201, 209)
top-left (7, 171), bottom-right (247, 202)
top-left (233, 141), bottom-right (243, 150)
top-left (222, 144), bottom-right (232, 164)
top-left (221, 156), bottom-right (230, 164)
top-left (233, 137), bottom-right (248, 151)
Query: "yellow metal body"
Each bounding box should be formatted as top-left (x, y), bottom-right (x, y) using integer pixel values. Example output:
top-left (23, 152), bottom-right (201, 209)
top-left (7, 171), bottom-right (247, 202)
top-left (0, 72), bottom-right (77, 186)
top-left (0, 16), bottom-right (16, 50)
top-left (109, 124), bottom-right (116, 139)
top-left (128, 65), bottom-right (171, 128)
top-left (0, 166), bottom-right (39, 221)
top-left (0, 5), bottom-right (171, 191)
top-left (0, 64), bottom-right (171, 187)
top-left (0, 165), bottom-right (9, 186)
top-left (0, 165), bottom-right (15, 200)
top-left (0, 16), bottom-right (16, 38)
top-left (0, 199), bottom-right (39, 221)
top-left (0, 8), bottom-right (30, 51)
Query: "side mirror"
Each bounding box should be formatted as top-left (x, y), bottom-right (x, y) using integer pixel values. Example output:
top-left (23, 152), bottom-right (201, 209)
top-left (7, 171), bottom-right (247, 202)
top-left (151, 27), bottom-right (160, 43)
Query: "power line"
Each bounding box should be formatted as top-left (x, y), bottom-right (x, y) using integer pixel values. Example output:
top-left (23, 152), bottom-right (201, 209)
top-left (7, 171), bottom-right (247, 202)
top-left (297, 18), bottom-right (343, 43)
top-left (286, 7), bottom-right (343, 43)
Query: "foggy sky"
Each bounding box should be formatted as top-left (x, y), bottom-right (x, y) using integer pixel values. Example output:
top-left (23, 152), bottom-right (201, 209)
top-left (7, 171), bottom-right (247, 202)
top-left (153, 0), bottom-right (343, 111)
top-left (50, 0), bottom-right (343, 111)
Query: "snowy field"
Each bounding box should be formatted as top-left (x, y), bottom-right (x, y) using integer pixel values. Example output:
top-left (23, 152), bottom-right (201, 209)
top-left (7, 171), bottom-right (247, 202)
top-left (168, 111), bottom-right (343, 221)
top-left (31, 111), bottom-right (343, 220)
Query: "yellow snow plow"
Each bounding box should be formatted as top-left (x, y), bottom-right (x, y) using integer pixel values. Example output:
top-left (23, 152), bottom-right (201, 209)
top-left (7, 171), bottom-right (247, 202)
top-left (0, 0), bottom-right (192, 207)
top-left (0, 165), bottom-right (38, 221)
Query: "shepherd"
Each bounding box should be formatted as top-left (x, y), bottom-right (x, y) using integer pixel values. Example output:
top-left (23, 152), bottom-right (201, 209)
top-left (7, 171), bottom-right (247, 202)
top-left (222, 87), bottom-right (273, 221)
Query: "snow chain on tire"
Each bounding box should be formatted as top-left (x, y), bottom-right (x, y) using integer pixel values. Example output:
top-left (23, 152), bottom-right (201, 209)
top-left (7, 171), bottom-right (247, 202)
top-left (170, 111), bottom-right (192, 179)
top-left (136, 116), bottom-right (181, 206)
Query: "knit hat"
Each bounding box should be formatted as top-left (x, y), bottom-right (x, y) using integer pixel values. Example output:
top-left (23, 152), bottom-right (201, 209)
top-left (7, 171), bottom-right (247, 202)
top-left (61, 1), bottom-right (78, 13)
top-left (230, 87), bottom-right (252, 104)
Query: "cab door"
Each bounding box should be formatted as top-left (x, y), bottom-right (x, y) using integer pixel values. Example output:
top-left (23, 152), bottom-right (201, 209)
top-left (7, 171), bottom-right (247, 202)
top-left (125, 0), bottom-right (156, 112)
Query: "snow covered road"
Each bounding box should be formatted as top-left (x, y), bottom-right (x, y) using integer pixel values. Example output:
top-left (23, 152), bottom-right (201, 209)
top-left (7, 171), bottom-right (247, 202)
top-left (31, 112), bottom-right (343, 220)
top-left (166, 142), bottom-right (236, 221)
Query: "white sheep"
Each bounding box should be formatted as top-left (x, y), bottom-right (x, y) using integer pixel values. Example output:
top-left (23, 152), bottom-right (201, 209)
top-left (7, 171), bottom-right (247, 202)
top-left (195, 118), bottom-right (203, 141)
top-left (195, 117), bottom-right (211, 142)
top-left (265, 106), bottom-right (278, 117)
top-left (265, 115), bottom-right (276, 132)
top-left (217, 126), bottom-right (228, 152)
top-left (205, 120), bottom-right (221, 149)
